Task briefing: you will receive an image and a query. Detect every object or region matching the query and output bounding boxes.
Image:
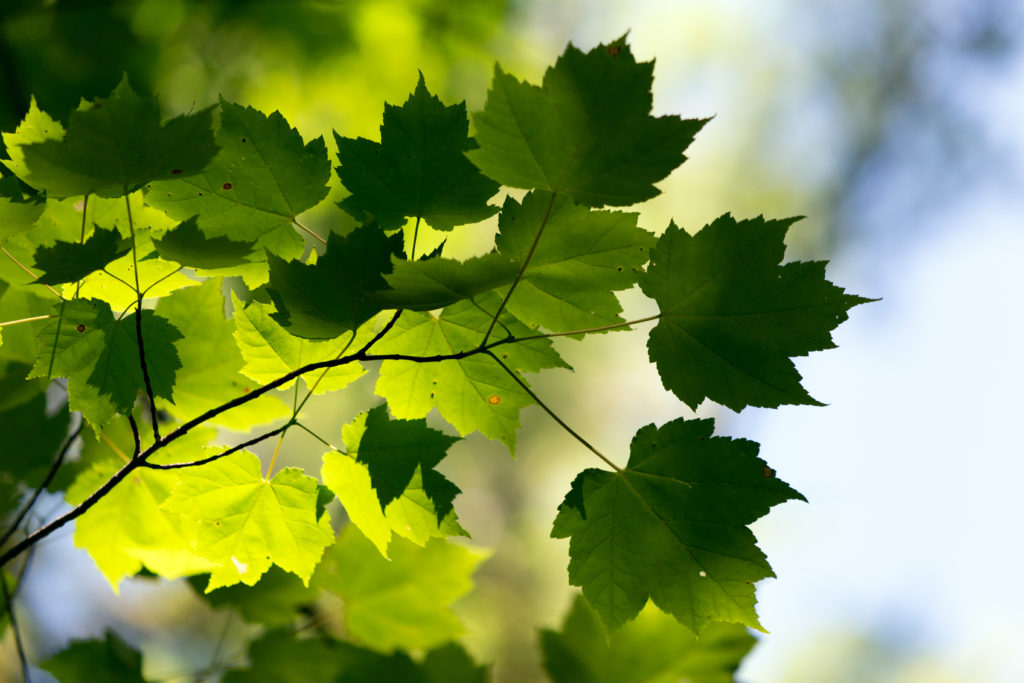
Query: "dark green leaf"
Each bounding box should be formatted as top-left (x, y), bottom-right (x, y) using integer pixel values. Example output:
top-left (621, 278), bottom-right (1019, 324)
top-left (356, 404), bottom-right (461, 521)
top-left (153, 216), bottom-right (257, 269)
top-left (40, 631), bottom-right (146, 683)
top-left (468, 38), bottom-right (707, 206)
top-left (336, 74), bottom-right (499, 230)
top-left (191, 566), bottom-right (318, 628)
top-left (33, 226), bottom-right (130, 284)
top-left (378, 252), bottom-right (518, 311)
top-left (552, 417), bottom-right (804, 633)
top-left (15, 77), bottom-right (217, 198)
top-left (222, 630), bottom-right (343, 683)
top-left (0, 390), bottom-right (69, 484)
top-left (267, 225), bottom-right (402, 339)
top-left (146, 99), bottom-right (330, 259)
top-left (640, 216), bottom-right (873, 411)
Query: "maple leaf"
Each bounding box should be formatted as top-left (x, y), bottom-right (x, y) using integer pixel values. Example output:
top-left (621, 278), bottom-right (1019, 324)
top-left (0, 97), bottom-right (65, 183)
top-left (641, 215), bottom-right (873, 411)
top-left (221, 630), bottom-right (343, 683)
top-left (315, 526), bottom-right (486, 652)
top-left (378, 252), bottom-right (518, 311)
top-left (336, 73), bottom-right (499, 230)
top-left (162, 451), bottom-right (334, 590)
top-left (0, 176), bottom-right (45, 243)
top-left (146, 99), bottom-right (330, 260)
top-left (496, 191), bottom-right (656, 331)
top-left (374, 294), bottom-right (570, 451)
top-left (552, 417), bottom-right (804, 633)
top-left (191, 566), bottom-right (318, 628)
top-left (267, 224), bottom-right (402, 339)
top-left (33, 226), bottom-right (130, 284)
top-left (40, 631), bottom-right (145, 683)
top-left (11, 77), bottom-right (216, 198)
top-left (153, 216), bottom-right (257, 269)
top-left (468, 37), bottom-right (707, 206)
top-left (541, 595), bottom-right (755, 683)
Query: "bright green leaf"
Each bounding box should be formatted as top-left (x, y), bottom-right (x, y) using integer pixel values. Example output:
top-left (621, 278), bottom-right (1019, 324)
top-left (336, 74), bottom-right (498, 230)
top-left (541, 595), bottom-right (755, 683)
top-left (267, 225), bottom-right (402, 339)
top-left (0, 176), bottom-right (45, 242)
top-left (640, 216), bottom-right (873, 411)
top-left (230, 292), bottom-right (366, 395)
top-left (468, 38), bottom-right (707, 206)
top-left (316, 526), bottom-right (486, 652)
top-left (146, 99), bottom-right (329, 259)
top-left (1, 97), bottom-right (65, 182)
top-left (552, 417), bottom-right (804, 633)
top-left (162, 451), bottom-right (334, 590)
top-left (15, 77), bottom-right (217, 198)
top-left (374, 295), bottom-right (570, 451)
top-left (33, 226), bottom-right (130, 284)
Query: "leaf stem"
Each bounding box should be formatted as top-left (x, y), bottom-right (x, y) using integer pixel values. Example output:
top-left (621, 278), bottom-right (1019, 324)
top-left (0, 314), bottom-right (51, 327)
top-left (294, 218), bottom-right (327, 245)
top-left (264, 430), bottom-right (287, 479)
top-left (480, 190), bottom-right (557, 345)
top-left (486, 350), bottom-right (622, 472)
top-left (124, 190), bottom-right (161, 442)
top-left (1, 245), bottom-right (61, 298)
top-left (142, 424), bottom-right (289, 471)
top-left (512, 314), bottom-right (661, 343)
top-left (410, 215), bottom-right (421, 261)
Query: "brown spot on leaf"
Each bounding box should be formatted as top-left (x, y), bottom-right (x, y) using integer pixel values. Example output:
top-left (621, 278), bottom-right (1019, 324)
top-left (171, 169), bottom-right (182, 174)
top-left (76, 324), bottom-right (86, 332)
top-left (222, 182), bottom-right (232, 190)
top-left (488, 395), bottom-right (501, 405)
top-left (608, 44), bottom-right (622, 57)
top-left (763, 465), bottom-right (776, 479)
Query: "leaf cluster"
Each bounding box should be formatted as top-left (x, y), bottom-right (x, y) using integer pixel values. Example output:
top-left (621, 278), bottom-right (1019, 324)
top-left (0, 36), bottom-right (869, 679)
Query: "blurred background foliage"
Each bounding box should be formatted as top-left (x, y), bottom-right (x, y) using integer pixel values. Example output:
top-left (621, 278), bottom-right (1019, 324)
top-left (1, 0), bottom-right (1021, 681)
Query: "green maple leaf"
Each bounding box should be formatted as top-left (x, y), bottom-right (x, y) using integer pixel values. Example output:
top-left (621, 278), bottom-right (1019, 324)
top-left (640, 216), bottom-right (873, 411)
top-left (374, 294), bottom-right (569, 451)
top-left (162, 451), bottom-right (334, 590)
top-left (468, 37), bottom-right (707, 206)
top-left (267, 224), bottom-right (402, 339)
top-left (33, 226), bottom-right (130, 284)
top-left (30, 298), bottom-right (182, 427)
top-left (552, 417), bottom-right (804, 633)
top-left (322, 410), bottom-right (467, 558)
top-left (496, 191), bottom-right (656, 331)
top-left (230, 292), bottom-right (366, 395)
top-left (541, 595), bottom-right (755, 683)
top-left (146, 99), bottom-right (330, 260)
top-left (156, 279), bottom-right (288, 430)
top-left (41, 631), bottom-right (145, 683)
top-left (68, 421), bottom-right (216, 590)
top-left (191, 566), bottom-right (318, 628)
top-left (12, 77), bottom-right (217, 198)
top-left (336, 73), bottom-right (499, 230)
top-left (353, 404), bottom-right (461, 521)
top-left (1, 97), bottom-right (65, 182)
top-left (378, 252), bottom-right (518, 310)
top-left (153, 216), bottom-right (257, 269)
top-left (315, 526), bottom-right (486, 652)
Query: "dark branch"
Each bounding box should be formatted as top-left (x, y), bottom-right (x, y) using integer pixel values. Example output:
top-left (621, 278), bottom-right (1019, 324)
top-left (142, 424), bottom-right (289, 470)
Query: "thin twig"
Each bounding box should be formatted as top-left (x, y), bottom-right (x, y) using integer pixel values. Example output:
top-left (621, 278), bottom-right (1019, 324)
top-left (294, 218), bottom-right (327, 245)
top-left (0, 314), bottom-right (51, 328)
top-left (142, 424), bottom-right (289, 471)
top-left (0, 573), bottom-right (29, 683)
top-left (1, 245), bottom-right (61, 298)
top-left (486, 350), bottom-right (621, 472)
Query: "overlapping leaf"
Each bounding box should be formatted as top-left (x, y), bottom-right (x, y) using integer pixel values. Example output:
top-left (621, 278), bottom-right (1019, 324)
top-left (162, 451), bottom-right (334, 591)
top-left (541, 595), bottom-right (755, 683)
top-left (316, 527), bottom-right (486, 652)
top-left (191, 566), bottom-right (318, 628)
top-left (9, 77), bottom-right (216, 198)
top-left (41, 632), bottom-right (145, 683)
top-left (0, 176), bottom-right (45, 242)
top-left (231, 292), bottom-right (366, 395)
top-left (336, 74), bottom-right (498, 230)
top-left (0, 390), bottom-right (69, 485)
top-left (221, 630), bottom-right (344, 683)
top-left (146, 99), bottom-right (330, 260)
top-left (552, 417), bottom-right (804, 633)
top-left (378, 252), bottom-right (517, 311)
top-left (155, 279), bottom-right (288, 430)
top-left (33, 226), bottom-right (130, 284)
top-left (640, 215), bottom-right (872, 411)
top-left (154, 216), bottom-right (257, 269)
top-left (374, 294), bottom-right (570, 450)
top-left (267, 225), bottom-right (402, 339)
top-left (1, 97), bottom-right (65, 182)
top-left (30, 297), bottom-right (182, 427)
top-left (468, 38), bottom-right (707, 206)
top-left (496, 191), bottom-right (655, 331)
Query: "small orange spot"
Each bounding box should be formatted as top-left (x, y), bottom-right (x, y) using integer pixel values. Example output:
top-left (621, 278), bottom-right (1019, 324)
top-left (76, 324), bottom-right (86, 332)
top-left (608, 44), bottom-right (622, 57)
top-left (763, 465), bottom-right (776, 479)
top-left (488, 395), bottom-right (501, 405)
